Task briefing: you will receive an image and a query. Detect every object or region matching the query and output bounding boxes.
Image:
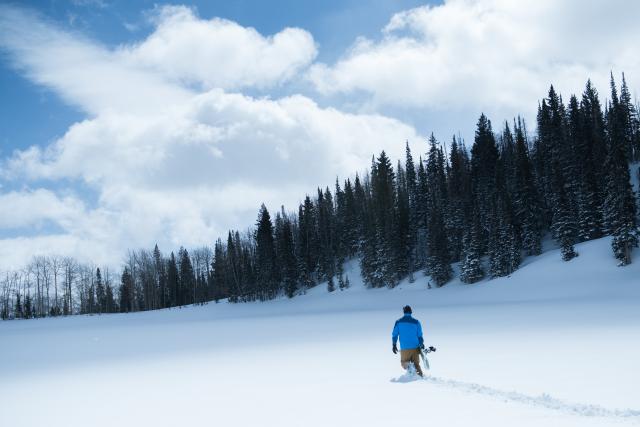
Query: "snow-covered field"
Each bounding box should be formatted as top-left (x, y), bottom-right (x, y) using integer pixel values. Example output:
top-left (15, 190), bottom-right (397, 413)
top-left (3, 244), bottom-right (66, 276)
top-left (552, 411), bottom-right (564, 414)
top-left (1, 236), bottom-right (639, 426)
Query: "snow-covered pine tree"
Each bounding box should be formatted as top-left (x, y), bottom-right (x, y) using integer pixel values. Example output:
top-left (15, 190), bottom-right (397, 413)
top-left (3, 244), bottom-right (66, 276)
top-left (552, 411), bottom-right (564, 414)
top-left (552, 172), bottom-right (579, 261)
top-left (488, 201), bottom-right (521, 277)
top-left (470, 114), bottom-right (500, 253)
top-left (337, 261), bottom-right (346, 290)
top-left (619, 73), bottom-right (639, 161)
top-left (342, 178), bottom-right (359, 256)
top-left (327, 276), bottom-right (335, 292)
top-left (604, 75), bottom-right (638, 265)
top-left (95, 268), bottom-right (105, 314)
top-left (394, 159), bottom-right (411, 281)
top-left (425, 135), bottom-right (452, 286)
top-left (415, 157), bottom-right (429, 270)
top-left (255, 204), bottom-right (277, 300)
top-left (297, 196), bottom-right (318, 289)
top-left (334, 179), bottom-right (348, 262)
top-left (282, 215), bottom-right (299, 299)
top-left (576, 81), bottom-right (607, 241)
top-left (513, 118), bottom-right (542, 255)
top-left (365, 151), bottom-right (398, 287)
top-left (405, 142), bottom-right (418, 277)
top-left (460, 221), bottom-right (484, 284)
top-left (446, 136), bottom-right (469, 262)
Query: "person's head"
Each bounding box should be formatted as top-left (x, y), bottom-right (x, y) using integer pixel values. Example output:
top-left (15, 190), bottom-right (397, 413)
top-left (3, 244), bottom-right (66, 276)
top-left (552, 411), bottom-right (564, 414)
top-left (403, 305), bottom-right (412, 315)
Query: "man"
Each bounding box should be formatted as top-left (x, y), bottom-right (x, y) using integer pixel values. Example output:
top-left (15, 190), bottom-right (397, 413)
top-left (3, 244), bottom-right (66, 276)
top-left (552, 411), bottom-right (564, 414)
top-left (392, 305), bottom-right (424, 377)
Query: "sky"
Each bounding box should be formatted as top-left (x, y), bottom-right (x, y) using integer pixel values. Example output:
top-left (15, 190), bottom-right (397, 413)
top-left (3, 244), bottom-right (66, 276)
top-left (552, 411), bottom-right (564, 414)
top-left (1, 0), bottom-right (639, 270)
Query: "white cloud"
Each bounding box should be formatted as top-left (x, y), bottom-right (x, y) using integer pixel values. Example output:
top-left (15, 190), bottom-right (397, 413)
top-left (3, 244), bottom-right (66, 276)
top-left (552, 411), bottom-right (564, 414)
top-left (120, 5), bottom-right (318, 90)
top-left (0, 189), bottom-right (85, 229)
top-left (0, 4), bottom-right (419, 270)
top-left (2, 90), bottom-right (418, 268)
top-left (0, 5), bottom-right (191, 116)
top-left (309, 0), bottom-right (640, 119)
top-left (0, 4), bottom-right (317, 116)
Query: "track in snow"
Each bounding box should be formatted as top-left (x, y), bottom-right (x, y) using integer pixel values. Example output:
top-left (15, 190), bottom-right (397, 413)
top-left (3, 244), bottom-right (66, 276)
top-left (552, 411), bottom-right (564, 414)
top-left (392, 374), bottom-right (640, 422)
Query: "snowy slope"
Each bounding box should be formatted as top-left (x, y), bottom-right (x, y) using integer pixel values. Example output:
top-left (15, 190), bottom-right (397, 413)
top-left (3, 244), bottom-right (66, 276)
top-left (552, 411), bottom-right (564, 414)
top-left (1, 236), bottom-right (639, 427)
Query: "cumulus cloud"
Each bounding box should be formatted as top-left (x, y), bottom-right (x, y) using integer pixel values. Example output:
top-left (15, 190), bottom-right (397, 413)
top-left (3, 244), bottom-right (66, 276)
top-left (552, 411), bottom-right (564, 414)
top-left (120, 5), bottom-right (318, 90)
top-left (0, 189), bottom-right (85, 229)
top-left (309, 0), bottom-right (640, 118)
top-left (0, 4), bottom-right (419, 269)
top-left (0, 4), bottom-right (317, 115)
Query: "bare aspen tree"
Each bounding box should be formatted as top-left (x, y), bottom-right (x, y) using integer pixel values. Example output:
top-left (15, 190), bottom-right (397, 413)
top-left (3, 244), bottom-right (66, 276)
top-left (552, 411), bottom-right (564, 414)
top-left (50, 255), bottom-right (63, 315)
top-left (63, 257), bottom-right (77, 315)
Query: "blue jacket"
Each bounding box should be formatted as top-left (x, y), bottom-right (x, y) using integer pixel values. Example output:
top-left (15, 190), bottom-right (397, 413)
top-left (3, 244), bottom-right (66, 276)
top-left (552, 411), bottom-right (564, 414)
top-left (392, 314), bottom-right (424, 350)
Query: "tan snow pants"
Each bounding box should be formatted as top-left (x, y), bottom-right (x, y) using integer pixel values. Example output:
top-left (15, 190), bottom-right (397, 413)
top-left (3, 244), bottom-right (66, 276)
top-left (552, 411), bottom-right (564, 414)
top-left (400, 348), bottom-right (423, 376)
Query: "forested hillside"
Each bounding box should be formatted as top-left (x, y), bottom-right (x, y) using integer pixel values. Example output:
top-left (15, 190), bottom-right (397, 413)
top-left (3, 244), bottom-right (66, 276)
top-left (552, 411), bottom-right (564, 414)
top-left (1, 75), bottom-right (638, 319)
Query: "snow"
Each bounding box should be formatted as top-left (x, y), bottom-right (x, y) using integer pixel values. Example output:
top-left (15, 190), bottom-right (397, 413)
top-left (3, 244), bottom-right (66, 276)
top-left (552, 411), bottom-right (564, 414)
top-left (1, 236), bottom-right (640, 426)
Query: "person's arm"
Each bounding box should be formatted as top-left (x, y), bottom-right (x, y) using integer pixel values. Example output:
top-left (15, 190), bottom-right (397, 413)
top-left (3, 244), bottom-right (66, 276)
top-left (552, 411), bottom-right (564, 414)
top-left (417, 321), bottom-right (424, 348)
top-left (392, 321), bottom-right (399, 347)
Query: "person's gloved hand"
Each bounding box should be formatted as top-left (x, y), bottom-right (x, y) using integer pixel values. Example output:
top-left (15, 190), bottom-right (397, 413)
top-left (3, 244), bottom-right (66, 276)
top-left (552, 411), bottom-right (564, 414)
top-left (419, 343), bottom-right (425, 350)
top-left (392, 344), bottom-right (398, 354)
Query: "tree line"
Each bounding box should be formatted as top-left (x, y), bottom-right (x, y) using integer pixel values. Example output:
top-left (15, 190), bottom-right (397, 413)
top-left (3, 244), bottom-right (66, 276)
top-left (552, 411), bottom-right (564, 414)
top-left (1, 74), bottom-right (639, 319)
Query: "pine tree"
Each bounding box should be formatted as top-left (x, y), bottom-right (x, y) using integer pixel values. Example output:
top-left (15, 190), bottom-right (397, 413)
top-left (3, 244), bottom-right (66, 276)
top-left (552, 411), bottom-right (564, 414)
top-left (619, 73), bottom-right (639, 161)
top-left (317, 187), bottom-right (336, 281)
top-left (570, 82), bottom-right (606, 241)
top-left (424, 135), bottom-right (452, 286)
top-left (394, 159), bottom-right (411, 280)
top-left (471, 114), bottom-right (500, 251)
top-left (297, 196), bottom-right (318, 289)
top-left (225, 232), bottom-right (241, 301)
top-left (604, 74), bottom-right (638, 265)
top-left (405, 142), bottom-right (419, 276)
top-left (446, 136), bottom-right (468, 262)
top-left (153, 244), bottom-right (167, 309)
top-left (337, 262), bottom-right (346, 290)
top-left (365, 151), bottom-right (398, 287)
top-left (460, 219), bottom-right (484, 284)
top-left (178, 248), bottom-right (195, 305)
top-left (119, 266), bottom-right (133, 313)
top-left (95, 268), bottom-right (105, 314)
top-left (343, 178), bottom-right (359, 256)
top-left (278, 210), bottom-right (298, 298)
top-left (15, 292), bottom-right (22, 319)
top-left (415, 157), bottom-right (429, 270)
top-left (211, 239), bottom-right (227, 302)
top-left (166, 252), bottom-right (179, 306)
top-left (327, 276), bottom-right (335, 292)
top-left (581, 79), bottom-right (608, 204)
top-left (105, 282), bottom-right (116, 313)
top-left (513, 118), bottom-right (542, 255)
top-left (24, 293), bottom-right (33, 319)
top-left (487, 198), bottom-right (519, 277)
top-left (552, 161), bottom-right (579, 261)
top-left (255, 204), bottom-right (277, 300)
top-left (334, 179), bottom-right (347, 263)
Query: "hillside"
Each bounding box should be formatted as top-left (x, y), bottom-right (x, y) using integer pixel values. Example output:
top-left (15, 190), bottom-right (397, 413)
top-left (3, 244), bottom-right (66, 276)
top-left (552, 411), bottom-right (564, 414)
top-left (1, 236), bottom-right (639, 427)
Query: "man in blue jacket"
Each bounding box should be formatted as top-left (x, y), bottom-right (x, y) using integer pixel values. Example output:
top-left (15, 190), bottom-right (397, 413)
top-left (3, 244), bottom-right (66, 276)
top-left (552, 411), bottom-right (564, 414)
top-left (392, 305), bottom-right (424, 376)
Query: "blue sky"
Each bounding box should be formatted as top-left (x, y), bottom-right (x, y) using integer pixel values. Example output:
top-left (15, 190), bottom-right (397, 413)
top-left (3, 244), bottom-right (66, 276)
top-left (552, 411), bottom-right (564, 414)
top-left (0, 0), bottom-right (638, 269)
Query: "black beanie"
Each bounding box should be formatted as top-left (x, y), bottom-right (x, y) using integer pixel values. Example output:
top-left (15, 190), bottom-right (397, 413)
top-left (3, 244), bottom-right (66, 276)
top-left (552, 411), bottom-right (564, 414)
top-left (403, 305), bottom-right (412, 314)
